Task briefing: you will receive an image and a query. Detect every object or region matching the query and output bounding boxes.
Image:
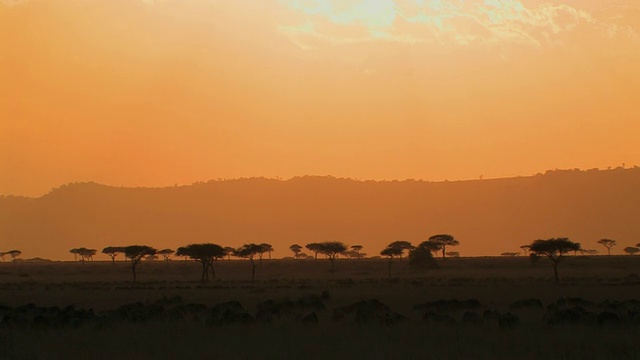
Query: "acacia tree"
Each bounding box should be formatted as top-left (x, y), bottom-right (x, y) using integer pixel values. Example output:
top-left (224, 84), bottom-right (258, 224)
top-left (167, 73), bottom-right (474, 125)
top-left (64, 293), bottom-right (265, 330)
top-left (70, 248), bottom-right (80, 261)
top-left (520, 245), bottom-right (531, 256)
top-left (623, 247), bottom-right (639, 255)
top-left (7, 250), bottom-right (21, 263)
top-left (258, 243), bottom-right (274, 261)
top-left (234, 244), bottom-right (263, 281)
top-left (386, 241), bottom-right (414, 259)
top-left (102, 246), bottom-right (125, 264)
top-left (305, 243), bottom-right (323, 261)
top-left (597, 239), bottom-right (616, 256)
top-left (290, 244), bottom-right (303, 258)
top-left (317, 242), bottom-right (348, 272)
top-left (428, 234), bottom-right (460, 259)
top-left (530, 238), bottom-right (581, 282)
top-left (176, 244), bottom-right (225, 282)
top-left (351, 245), bottom-right (363, 258)
top-left (381, 243), bottom-right (404, 279)
top-left (124, 245), bottom-right (156, 282)
top-left (157, 249), bottom-right (175, 262)
top-left (223, 247), bottom-right (235, 261)
top-left (73, 248), bottom-right (96, 262)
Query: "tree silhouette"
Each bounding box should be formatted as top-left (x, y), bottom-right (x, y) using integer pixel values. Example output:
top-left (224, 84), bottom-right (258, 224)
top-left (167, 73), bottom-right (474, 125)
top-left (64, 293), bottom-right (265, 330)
top-left (176, 244), bottom-right (225, 282)
top-left (157, 249), bottom-right (175, 262)
top-left (234, 244), bottom-right (263, 281)
top-left (427, 234), bottom-right (460, 259)
top-left (520, 245), bottom-right (531, 256)
top-left (102, 246), bottom-right (125, 264)
top-left (72, 248), bottom-right (96, 262)
top-left (289, 244), bottom-right (303, 258)
top-left (6, 250), bottom-right (21, 263)
top-left (124, 245), bottom-right (156, 282)
top-left (223, 247), bottom-right (235, 261)
top-left (597, 239), bottom-right (616, 256)
top-left (70, 248), bottom-right (80, 261)
top-left (623, 247), bottom-right (639, 255)
top-left (316, 242), bottom-right (347, 272)
top-left (305, 243), bottom-right (323, 261)
top-left (530, 238), bottom-right (580, 282)
top-left (501, 252), bottom-right (520, 257)
top-left (351, 245), bottom-right (363, 257)
top-left (381, 243), bottom-right (405, 279)
top-left (385, 241), bottom-right (415, 259)
top-left (258, 243), bottom-right (274, 261)
top-left (408, 245), bottom-right (437, 269)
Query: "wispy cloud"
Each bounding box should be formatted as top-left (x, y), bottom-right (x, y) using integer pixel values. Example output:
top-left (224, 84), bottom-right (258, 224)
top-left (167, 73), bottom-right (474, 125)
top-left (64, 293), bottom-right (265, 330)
top-left (280, 0), bottom-right (639, 48)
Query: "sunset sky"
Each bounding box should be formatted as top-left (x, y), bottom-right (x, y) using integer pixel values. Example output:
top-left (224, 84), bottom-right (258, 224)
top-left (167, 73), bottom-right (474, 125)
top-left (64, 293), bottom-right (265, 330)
top-left (1, 0), bottom-right (639, 197)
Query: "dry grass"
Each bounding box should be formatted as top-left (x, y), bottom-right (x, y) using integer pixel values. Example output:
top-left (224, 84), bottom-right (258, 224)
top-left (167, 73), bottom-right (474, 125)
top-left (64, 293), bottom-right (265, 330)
top-left (0, 256), bottom-right (639, 359)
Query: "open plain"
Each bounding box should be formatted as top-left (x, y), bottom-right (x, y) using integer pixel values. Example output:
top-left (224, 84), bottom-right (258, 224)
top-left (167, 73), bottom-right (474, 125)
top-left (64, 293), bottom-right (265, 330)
top-left (1, 256), bottom-right (638, 359)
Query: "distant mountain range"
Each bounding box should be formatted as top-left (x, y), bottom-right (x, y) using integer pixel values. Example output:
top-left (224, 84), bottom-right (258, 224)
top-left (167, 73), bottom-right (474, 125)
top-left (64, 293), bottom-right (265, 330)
top-left (1, 168), bottom-right (639, 261)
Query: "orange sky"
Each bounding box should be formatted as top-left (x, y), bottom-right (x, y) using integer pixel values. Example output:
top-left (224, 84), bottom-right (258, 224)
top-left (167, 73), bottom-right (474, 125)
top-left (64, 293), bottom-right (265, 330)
top-left (1, 0), bottom-right (639, 197)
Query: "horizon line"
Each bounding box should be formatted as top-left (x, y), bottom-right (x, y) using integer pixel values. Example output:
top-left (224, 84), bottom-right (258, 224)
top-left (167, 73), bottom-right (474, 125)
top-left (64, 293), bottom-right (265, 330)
top-left (2, 165), bottom-right (636, 199)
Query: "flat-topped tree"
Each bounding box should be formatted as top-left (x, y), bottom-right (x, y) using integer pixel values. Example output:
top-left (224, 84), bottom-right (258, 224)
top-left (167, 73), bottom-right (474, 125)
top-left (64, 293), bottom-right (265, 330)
top-left (381, 242), bottom-right (407, 279)
top-left (124, 245), bottom-right (156, 282)
top-left (6, 250), bottom-right (21, 262)
top-left (305, 243), bottom-right (323, 261)
top-left (317, 241), bottom-right (348, 272)
top-left (70, 248), bottom-right (80, 261)
top-left (73, 248), bottom-right (96, 262)
top-left (176, 244), bottom-right (225, 282)
top-left (234, 244), bottom-right (263, 281)
top-left (520, 245), bottom-right (531, 256)
top-left (258, 243), bottom-right (274, 261)
top-left (623, 247), bottom-right (639, 255)
top-left (428, 234), bottom-right (459, 259)
top-left (530, 238), bottom-right (581, 282)
top-left (289, 244), bottom-right (303, 258)
top-left (102, 246), bottom-right (125, 264)
top-left (597, 239), bottom-right (616, 255)
top-left (223, 247), bottom-right (235, 261)
top-left (386, 241), bottom-right (414, 259)
top-left (351, 245), bottom-right (363, 257)
top-left (157, 249), bottom-right (175, 262)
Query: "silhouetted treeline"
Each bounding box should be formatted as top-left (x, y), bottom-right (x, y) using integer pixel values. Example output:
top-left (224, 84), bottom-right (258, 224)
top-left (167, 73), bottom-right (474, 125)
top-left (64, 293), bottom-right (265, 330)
top-left (1, 168), bottom-right (639, 260)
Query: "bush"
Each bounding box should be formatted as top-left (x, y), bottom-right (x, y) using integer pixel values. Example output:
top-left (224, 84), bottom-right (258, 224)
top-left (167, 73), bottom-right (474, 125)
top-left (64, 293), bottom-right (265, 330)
top-left (409, 247), bottom-right (438, 269)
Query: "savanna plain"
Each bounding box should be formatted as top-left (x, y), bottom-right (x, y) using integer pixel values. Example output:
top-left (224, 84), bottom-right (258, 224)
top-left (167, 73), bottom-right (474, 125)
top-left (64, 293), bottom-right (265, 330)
top-left (1, 256), bottom-right (639, 359)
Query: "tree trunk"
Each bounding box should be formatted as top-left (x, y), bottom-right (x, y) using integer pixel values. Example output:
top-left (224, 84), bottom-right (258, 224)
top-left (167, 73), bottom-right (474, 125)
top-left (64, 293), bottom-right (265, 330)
top-left (132, 263), bottom-right (137, 282)
top-left (330, 257), bottom-right (335, 272)
top-left (607, 248), bottom-right (611, 256)
top-left (111, 256), bottom-right (116, 265)
top-left (314, 252), bottom-right (318, 261)
top-left (442, 246), bottom-right (446, 259)
top-left (388, 259), bottom-right (392, 279)
top-left (201, 262), bottom-right (207, 282)
top-left (553, 262), bottom-right (559, 282)
top-left (209, 262), bottom-right (216, 279)
top-left (250, 259), bottom-right (256, 282)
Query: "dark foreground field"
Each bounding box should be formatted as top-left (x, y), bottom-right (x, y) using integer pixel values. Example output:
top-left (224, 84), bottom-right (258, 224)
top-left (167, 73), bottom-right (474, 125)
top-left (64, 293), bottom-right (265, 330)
top-left (1, 256), bottom-right (639, 359)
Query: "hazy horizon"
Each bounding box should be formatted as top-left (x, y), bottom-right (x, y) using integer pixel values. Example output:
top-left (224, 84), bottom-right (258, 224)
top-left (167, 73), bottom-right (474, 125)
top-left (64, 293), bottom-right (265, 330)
top-left (1, 165), bottom-right (635, 198)
top-left (2, 0), bottom-right (639, 197)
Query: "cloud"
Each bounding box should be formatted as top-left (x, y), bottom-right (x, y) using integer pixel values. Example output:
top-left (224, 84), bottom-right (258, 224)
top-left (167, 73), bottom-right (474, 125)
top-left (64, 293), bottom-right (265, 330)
top-left (280, 0), bottom-right (639, 48)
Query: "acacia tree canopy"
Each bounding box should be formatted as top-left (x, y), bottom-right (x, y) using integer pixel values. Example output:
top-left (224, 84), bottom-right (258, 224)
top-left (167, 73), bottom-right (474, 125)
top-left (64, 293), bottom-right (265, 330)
top-left (530, 238), bottom-right (580, 282)
top-left (176, 244), bottom-right (224, 282)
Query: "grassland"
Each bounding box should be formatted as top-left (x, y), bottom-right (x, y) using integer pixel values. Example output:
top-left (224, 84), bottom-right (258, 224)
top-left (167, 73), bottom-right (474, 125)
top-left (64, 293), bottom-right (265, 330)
top-left (0, 256), bottom-right (639, 359)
